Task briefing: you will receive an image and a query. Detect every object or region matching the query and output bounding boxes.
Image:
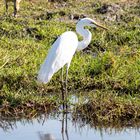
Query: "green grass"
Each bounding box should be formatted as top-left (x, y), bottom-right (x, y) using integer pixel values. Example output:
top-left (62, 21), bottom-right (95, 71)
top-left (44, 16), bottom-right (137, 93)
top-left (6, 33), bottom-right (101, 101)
top-left (0, 0), bottom-right (140, 120)
top-left (73, 90), bottom-right (140, 126)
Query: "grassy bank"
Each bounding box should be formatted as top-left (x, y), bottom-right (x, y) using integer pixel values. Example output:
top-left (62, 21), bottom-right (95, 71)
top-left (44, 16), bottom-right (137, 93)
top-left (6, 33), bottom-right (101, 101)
top-left (73, 90), bottom-right (140, 126)
top-left (0, 0), bottom-right (140, 121)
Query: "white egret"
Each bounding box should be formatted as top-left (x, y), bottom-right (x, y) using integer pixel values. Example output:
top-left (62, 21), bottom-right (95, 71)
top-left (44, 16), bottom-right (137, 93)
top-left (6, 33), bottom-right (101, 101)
top-left (37, 18), bottom-right (107, 108)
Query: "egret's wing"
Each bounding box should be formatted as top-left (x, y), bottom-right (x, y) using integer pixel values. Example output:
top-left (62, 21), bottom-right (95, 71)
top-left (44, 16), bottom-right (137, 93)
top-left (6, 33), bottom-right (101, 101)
top-left (37, 31), bottom-right (78, 83)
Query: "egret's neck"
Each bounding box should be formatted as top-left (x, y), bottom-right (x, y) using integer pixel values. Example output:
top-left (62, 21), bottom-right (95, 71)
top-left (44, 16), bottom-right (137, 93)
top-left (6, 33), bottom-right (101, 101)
top-left (76, 24), bottom-right (92, 51)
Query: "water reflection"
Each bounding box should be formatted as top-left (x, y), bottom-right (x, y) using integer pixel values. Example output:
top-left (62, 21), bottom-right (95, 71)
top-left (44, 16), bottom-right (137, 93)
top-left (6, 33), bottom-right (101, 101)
top-left (38, 111), bottom-right (69, 140)
top-left (38, 132), bottom-right (56, 140)
top-left (0, 113), bottom-right (140, 140)
top-left (0, 118), bottom-right (16, 132)
top-left (0, 92), bottom-right (140, 140)
top-left (61, 111), bottom-right (69, 140)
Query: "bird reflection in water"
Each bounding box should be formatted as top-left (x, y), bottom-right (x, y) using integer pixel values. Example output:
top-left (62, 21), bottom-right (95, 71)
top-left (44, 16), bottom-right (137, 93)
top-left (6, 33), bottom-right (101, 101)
top-left (38, 132), bottom-right (56, 140)
top-left (38, 108), bottom-right (69, 140)
top-left (61, 105), bottom-right (69, 140)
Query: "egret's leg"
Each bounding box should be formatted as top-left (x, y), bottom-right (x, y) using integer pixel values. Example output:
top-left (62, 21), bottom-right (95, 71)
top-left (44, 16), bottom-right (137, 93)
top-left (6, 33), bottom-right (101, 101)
top-left (65, 108), bottom-right (69, 140)
top-left (61, 68), bottom-right (65, 140)
top-left (65, 64), bottom-right (69, 111)
top-left (61, 68), bottom-right (65, 111)
top-left (61, 110), bottom-right (65, 140)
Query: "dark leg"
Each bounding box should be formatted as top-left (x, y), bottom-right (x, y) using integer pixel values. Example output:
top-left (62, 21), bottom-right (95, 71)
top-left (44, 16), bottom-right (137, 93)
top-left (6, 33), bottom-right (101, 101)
top-left (65, 108), bottom-right (69, 140)
top-left (6, 3), bottom-right (8, 13)
top-left (61, 68), bottom-right (65, 140)
top-left (61, 68), bottom-right (65, 111)
top-left (61, 110), bottom-right (65, 140)
top-left (5, 1), bottom-right (8, 15)
top-left (14, 0), bottom-right (17, 17)
top-left (62, 100), bottom-right (69, 140)
top-left (61, 64), bottom-right (69, 140)
top-left (65, 64), bottom-right (69, 111)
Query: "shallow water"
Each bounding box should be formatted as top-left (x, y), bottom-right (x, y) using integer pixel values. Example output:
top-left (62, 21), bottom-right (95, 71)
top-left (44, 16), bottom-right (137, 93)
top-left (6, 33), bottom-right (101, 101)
top-left (0, 91), bottom-right (140, 140)
top-left (0, 114), bottom-right (140, 140)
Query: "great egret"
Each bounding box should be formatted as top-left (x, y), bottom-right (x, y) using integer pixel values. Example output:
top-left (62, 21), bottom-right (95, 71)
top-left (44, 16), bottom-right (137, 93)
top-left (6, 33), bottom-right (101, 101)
top-left (37, 18), bottom-right (107, 108)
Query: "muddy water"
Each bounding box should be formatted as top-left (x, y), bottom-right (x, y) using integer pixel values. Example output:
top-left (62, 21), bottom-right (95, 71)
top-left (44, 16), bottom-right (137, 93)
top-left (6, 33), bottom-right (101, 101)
top-left (0, 114), bottom-right (140, 140)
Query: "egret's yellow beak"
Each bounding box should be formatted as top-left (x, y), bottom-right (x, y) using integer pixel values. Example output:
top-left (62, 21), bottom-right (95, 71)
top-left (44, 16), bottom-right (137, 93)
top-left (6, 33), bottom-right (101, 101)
top-left (93, 21), bottom-right (108, 30)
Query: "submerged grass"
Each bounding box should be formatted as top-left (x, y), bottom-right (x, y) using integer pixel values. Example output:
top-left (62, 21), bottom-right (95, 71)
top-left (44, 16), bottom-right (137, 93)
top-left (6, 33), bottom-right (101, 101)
top-left (0, 0), bottom-right (140, 121)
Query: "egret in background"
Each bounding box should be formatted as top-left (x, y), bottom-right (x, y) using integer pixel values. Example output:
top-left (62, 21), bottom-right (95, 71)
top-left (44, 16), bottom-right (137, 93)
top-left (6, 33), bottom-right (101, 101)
top-left (37, 18), bottom-right (107, 109)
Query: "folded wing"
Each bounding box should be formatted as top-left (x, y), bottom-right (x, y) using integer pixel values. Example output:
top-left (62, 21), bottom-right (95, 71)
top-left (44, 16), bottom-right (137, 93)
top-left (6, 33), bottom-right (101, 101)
top-left (37, 31), bottom-right (78, 84)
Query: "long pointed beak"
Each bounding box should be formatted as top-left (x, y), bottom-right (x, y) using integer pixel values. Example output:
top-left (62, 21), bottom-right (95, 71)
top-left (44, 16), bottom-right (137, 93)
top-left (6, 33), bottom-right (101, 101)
top-left (93, 21), bottom-right (108, 30)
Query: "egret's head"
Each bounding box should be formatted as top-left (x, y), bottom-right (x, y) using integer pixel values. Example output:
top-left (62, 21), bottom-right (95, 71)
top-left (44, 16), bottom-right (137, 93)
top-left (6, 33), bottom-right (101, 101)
top-left (78, 18), bottom-right (107, 30)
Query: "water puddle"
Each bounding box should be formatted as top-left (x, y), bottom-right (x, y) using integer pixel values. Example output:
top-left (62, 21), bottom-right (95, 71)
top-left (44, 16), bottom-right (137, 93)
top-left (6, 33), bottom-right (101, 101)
top-left (0, 94), bottom-right (140, 140)
top-left (0, 113), bottom-right (140, 140)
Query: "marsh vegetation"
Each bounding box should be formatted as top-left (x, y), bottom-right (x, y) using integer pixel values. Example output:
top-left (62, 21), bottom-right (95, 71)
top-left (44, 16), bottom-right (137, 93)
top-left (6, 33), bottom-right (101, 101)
top-left (0, 0), bottom-right (140, 123)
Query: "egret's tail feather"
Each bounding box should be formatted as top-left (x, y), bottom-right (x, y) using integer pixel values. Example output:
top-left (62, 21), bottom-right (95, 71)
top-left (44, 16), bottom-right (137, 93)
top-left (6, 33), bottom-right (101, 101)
top-left (37, 72), bottom-right (52, 84)
top-left (37, 64), bottom-right (53, 84)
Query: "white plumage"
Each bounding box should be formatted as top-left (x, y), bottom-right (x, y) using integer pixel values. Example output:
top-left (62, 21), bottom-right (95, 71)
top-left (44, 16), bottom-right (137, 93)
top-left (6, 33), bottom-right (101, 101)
top-left (37, 18), bottom-right (107, 84)
top-left (37, 31), bottom-right (78, 83)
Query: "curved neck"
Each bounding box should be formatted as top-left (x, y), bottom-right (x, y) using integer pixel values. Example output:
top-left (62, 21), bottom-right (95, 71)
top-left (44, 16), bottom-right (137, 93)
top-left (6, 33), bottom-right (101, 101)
top-left (76, 24), bottom-right (92, 51)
